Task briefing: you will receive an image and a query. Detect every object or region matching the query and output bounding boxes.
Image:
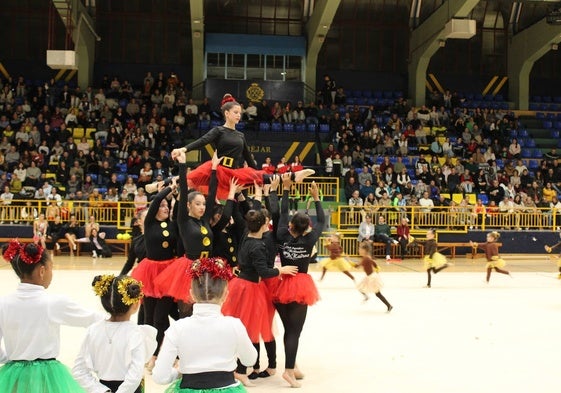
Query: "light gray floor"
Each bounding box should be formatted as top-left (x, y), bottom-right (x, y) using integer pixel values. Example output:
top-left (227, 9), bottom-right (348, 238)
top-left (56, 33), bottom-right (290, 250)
top-left (1, 255), bottom-right (560, 393)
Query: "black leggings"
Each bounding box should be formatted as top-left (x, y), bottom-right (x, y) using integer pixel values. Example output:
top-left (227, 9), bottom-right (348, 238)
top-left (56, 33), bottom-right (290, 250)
top-left (274, 302), bottom-right (308, 369)
top-left (236, 340), bottom-right (277, 374)
top-left (143, 296), bottom-right (175, 356)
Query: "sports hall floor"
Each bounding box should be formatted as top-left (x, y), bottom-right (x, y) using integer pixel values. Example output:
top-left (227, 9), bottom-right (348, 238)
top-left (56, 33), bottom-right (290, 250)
top-left (1, 254), bottom-right (559, 393)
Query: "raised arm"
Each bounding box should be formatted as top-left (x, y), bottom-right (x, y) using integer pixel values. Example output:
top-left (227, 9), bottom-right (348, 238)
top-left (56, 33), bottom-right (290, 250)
top-left (144, 185), bottom-right (174, 228)
top-left (185, 127), bottom-right (221, 152)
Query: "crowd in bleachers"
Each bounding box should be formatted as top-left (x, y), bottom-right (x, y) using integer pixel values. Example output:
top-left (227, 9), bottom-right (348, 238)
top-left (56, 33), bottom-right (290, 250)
top-left (0, 70), bottom-right (561, 230)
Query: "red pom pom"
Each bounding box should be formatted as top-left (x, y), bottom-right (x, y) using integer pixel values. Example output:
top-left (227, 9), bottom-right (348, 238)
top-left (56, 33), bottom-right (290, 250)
top-left (3, 239), bottom-right (22, 263)
top-left (190, 257), bottom-right (233, 281)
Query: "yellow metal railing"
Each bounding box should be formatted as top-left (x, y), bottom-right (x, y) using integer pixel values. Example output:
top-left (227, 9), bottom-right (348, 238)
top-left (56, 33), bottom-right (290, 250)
top-left (0, 200), bottom-right (136, 229)
top-left (334, 205), bottom-right (558, 232)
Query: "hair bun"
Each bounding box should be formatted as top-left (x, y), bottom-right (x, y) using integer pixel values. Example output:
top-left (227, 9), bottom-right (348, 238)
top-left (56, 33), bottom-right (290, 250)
top-left (221, 94), bottom-right (236, 107)
top-left (127, 283), bottom-right (142, 299)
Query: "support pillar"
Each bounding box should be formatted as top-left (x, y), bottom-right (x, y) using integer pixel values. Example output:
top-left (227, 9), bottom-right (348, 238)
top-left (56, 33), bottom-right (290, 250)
top-left (408, 0), bottom-right (479, 106)
top-left (507, 18), bottom-right (561, 110)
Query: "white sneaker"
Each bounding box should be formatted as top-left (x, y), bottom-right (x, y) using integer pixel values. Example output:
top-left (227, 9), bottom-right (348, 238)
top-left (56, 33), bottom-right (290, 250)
top-left (73, 244), bottom-right (77, 250)
top-left (92, 251), bottom-right (97, 258)
top-left (55, 243), bottom-right (60, 250)
top-left (386, 255), bottom-right (391, 260)
top-left (392, 239), bottom-right (399, 244)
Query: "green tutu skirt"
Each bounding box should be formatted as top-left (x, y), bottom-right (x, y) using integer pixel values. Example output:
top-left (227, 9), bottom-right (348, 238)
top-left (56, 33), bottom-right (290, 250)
top-left (165, 380), bottom-right (247, 393)
top-left (0, 359), bottom-right (85, 393)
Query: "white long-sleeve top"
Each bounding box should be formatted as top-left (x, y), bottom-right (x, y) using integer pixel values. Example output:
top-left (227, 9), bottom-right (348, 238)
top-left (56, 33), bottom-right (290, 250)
top-left (72, 321), bottom-right (157, 393)
top-left (152, 303), bottom-right (257, 386)
top-left (0, 283), bottom-right (103, 363)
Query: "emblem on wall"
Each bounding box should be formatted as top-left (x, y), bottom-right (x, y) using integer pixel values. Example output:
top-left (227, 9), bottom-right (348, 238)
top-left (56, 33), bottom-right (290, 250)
top-left (246, 83), bottom-right (265, 102)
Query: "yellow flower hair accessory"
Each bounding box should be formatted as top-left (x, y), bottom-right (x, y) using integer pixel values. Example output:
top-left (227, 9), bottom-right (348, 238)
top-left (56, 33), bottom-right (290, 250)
top-left (117, 277), bottom-right (144, 306)
top-left (92, 274), bottom-right (115, 297)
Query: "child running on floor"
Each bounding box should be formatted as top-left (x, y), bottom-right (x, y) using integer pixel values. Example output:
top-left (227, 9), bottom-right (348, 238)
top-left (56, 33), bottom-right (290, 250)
top-left (72, 275), bottom-right (157, 393)
top-left (544, 236), bottom-right (561, 279)
top-left (0, 240), bottom-right (102, 392)
top-left (319, 232), bottom-right (355, 282)
top-left (470, 231), bottom-right (510, 283)
top-left (420, 229), bottom-right (449, 288)
top-left (356, 241), bottom-right (393, 311)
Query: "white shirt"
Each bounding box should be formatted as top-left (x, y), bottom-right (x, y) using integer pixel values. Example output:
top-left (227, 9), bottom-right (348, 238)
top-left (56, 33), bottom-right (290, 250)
top-left (73, 321), bottom-right (156, 393)
top-left (0, 283), bottom-right (102, 363)
top-left (152, 303), bottom-right (257, 385)
top-left (419, 197), bottom-right (434, 212)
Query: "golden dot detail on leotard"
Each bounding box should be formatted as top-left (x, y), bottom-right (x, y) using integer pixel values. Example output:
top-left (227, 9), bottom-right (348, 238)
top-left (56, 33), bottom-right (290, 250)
top-left (160, 222), bottom-right (168, 228)
top-left (162, 241), bottom-right (169, 248)
top-left (162, 230), bottom-right (169, 237)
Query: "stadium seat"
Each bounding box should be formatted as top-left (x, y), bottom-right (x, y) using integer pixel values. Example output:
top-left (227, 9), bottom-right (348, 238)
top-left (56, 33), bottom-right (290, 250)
top-left (526, 139), bottom-right (536, 148)
top-left (295, 123), bottom-right (306, 132)
top-left (543, 121), bottom-right (553, 129)
top-left (319, 124), bottom-right (330, 133)
top-left (518, 129), bottom-right (529, 138)
top-left (259, 122), bottom-right (270, 132)
top-left (477, 193), bottom-right (489, 205)
top-left (235, 122), bottom-right (246, 131)
top-left (307, 123), bottom-right (318, 132)
top-left (271, 122), bottom-right (282, 132)
top-left (521, 149), bottom-right (532, 158)
top-left (198, 120), bottom-right (210, 131)
top-left (551, 130), bottom-right (560, 138)
top-left (72, 128), bottom-right (85, 139)
top-left (283, 123), bottom-right (294, 132)
top-left (529, 160), bottom-right (539, 170)
top-left (533, 149), bottom-right (542, 158)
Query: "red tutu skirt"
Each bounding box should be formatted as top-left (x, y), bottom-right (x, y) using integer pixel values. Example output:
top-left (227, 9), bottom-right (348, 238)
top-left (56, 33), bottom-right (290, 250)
top-left (131, 257), bottom-right (176, 298)
top-left (152, 256), bottom-right (193, 303)
top-left (187, 161), bottom-right (267, 199)
top-left (271, 273), bottom-right (320, 306)
top-left (222, 277), bottom-right (273, 343)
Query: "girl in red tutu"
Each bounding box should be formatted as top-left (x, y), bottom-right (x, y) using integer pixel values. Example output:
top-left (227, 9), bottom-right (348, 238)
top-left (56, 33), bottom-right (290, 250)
top-left (273, 174), bottom-right (324, 388)
top-left (171, 94), bottom-right (314, 199)
top-left (154, 153), bottom-right (240, 317)
top-left (222, 209), bottom-right (297, 387)
top-left (130, 180), bottom-right (179, 372)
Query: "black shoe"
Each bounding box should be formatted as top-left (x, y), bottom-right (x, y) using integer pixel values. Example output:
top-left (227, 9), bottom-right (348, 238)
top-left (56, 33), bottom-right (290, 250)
top-left (258, 370), bottom-right (274, 378)
top-left (248, 372), bottom-right (259, 380)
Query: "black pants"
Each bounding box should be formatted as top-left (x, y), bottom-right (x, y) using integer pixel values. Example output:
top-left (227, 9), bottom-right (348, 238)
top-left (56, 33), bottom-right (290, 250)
top-left (274, 302), bottom-right (308, 369)
top-left (375, 234), bottom-right (393, 256)
top-left (143, 296), bottom-right (175, 355)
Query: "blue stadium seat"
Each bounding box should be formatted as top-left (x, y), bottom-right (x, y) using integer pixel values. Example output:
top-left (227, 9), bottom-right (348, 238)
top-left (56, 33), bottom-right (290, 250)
top-left (355, 124), bottom-right (364, 133)
top-left (283, 123), bottom-right (294, 132)
top-left (530, 103), bottom-right (540, 111)
top-left (307, 123), bottom-right (318, 132)
top-left (362, 90), bottom-right (372, 98)
top-left (271, 122), bottom-right (282, 132)
top-left (532, 95), bottom-right (542, 102)
top-left (533, 149), bottom-right (542, 158)
top-left (235, 122), bottom-right (246, 131)
top-left (543, 121), bottom-right (553, 129)
top-left (526, 139), bottom-right (536, 148)
top-left (529, 160), bottom-right (539, 170)
top-left (554, 121), bottom-right (561, 130)
top-left (346, 97), bottom-right (356, 105)
top-left (116, 173), bottom-right (126, 184)
top-left (259, 122), bottom-right (270, 132)
top-left (544, 96), bottom-right (552, 103)
top-left (88, 174), bottom-right (98, 183)
top-left (477, 194), bottom-right (489, 205)
top-left (295, 123), bottom-right (306, 132)
top-left (551, 130), bottom-right (560, 138)
top-left (518, 129), bottom-right (529, 138)
top-left (373, 91), bottom-right (383, 99)
top-left (509, 130), bottom-right (517, 138)
top-left (521, 149), bottom-right (532, 158)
